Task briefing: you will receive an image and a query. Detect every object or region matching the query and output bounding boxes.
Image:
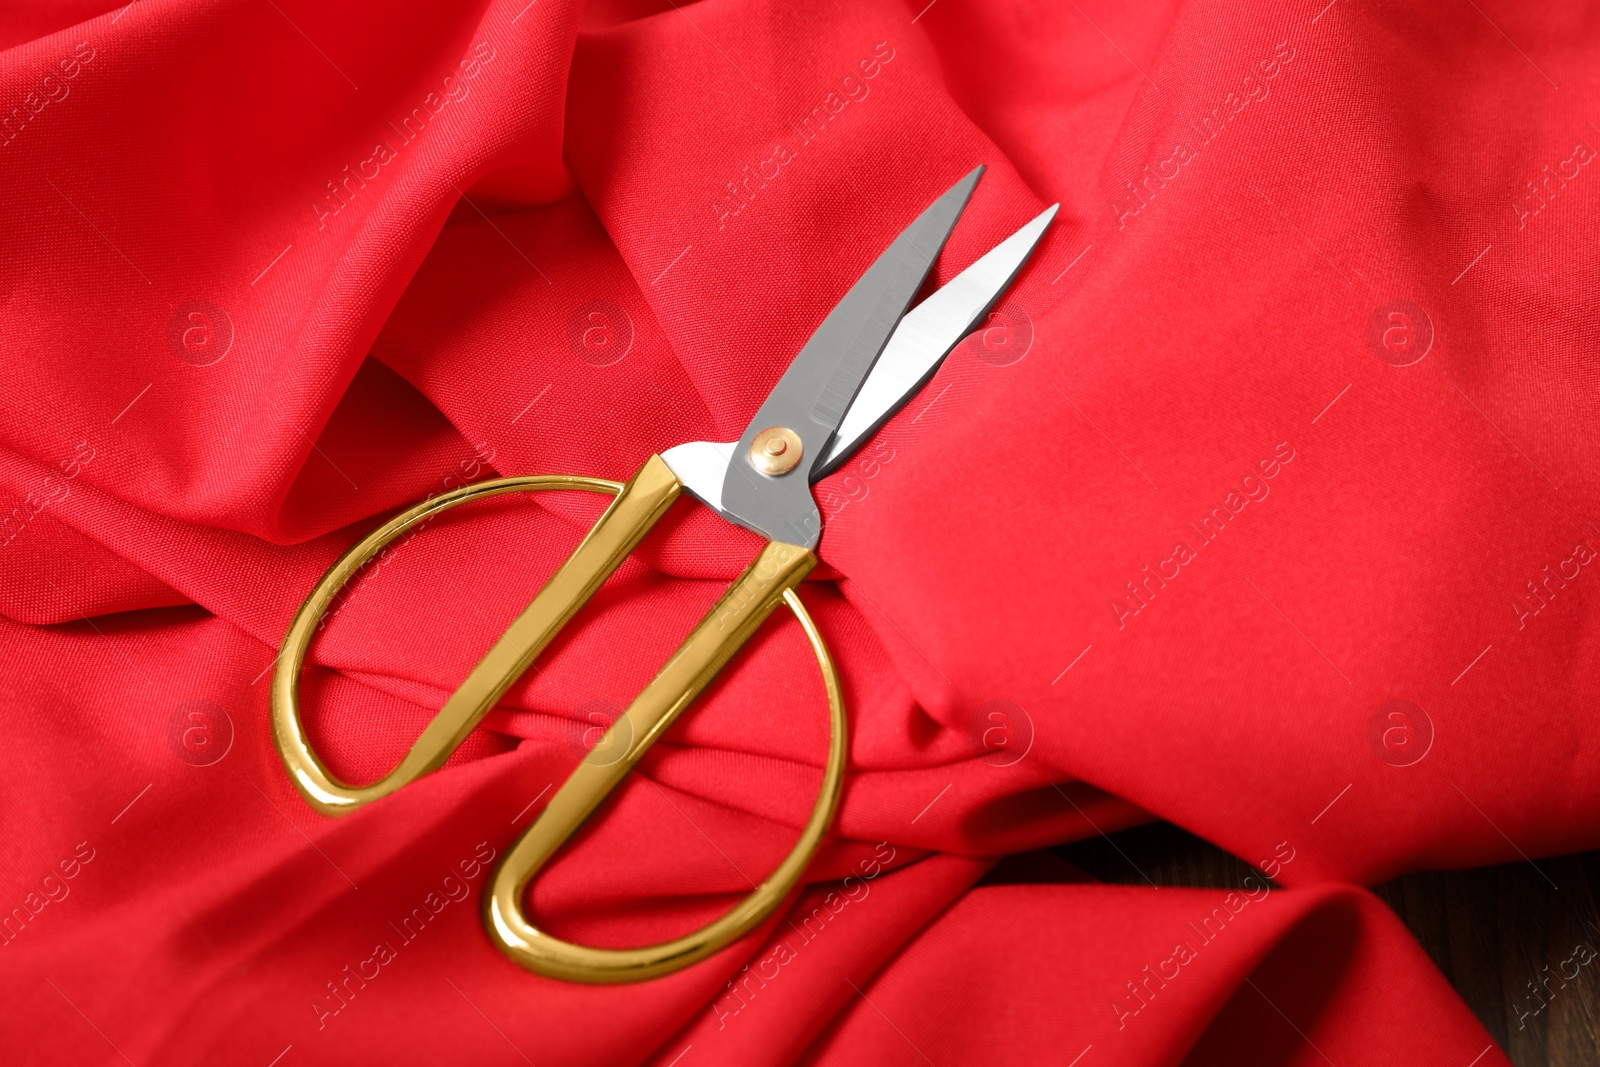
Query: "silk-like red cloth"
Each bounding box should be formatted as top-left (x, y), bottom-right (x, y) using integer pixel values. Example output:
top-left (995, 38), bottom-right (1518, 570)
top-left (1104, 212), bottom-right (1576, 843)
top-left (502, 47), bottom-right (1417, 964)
top-left (1, 0), bottom-right (1593, 1062)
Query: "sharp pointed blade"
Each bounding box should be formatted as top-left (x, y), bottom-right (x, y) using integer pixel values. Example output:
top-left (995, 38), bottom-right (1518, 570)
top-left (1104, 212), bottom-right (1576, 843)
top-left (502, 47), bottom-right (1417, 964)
top-left (814, 203), bottom-right (1059, 478)
top-left (718, 166), bottom-right (985, 545)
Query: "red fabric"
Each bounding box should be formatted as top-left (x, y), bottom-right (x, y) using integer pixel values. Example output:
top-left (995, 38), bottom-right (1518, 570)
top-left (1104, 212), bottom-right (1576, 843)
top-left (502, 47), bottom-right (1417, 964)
top-left (0, 0), bottom-right (1591, 1062)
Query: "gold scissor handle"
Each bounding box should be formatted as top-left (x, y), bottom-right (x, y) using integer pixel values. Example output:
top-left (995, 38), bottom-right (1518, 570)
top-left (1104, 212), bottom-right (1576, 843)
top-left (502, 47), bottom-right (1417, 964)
top-left (271, 455), bottom-right (847, 983)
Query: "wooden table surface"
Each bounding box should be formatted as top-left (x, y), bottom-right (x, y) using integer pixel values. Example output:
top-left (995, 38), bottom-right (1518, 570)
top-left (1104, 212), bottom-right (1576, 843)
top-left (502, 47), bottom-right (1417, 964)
top-left (1056, 823), bottom-right (1600, 1066)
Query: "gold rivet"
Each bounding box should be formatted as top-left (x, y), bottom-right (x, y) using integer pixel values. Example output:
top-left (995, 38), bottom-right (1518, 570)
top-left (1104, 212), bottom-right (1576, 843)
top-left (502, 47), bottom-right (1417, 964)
top-left (749, 426), bottom-right (803, 475)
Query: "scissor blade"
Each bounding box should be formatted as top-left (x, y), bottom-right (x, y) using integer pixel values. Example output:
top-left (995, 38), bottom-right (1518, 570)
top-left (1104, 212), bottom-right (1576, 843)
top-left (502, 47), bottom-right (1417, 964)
top-left (813, 203), bottom-right (1058, 478)
top-left (717, 166), bottom-right (984, 546)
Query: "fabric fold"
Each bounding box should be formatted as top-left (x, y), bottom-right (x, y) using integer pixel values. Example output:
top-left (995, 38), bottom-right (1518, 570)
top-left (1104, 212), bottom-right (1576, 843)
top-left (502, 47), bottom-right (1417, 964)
top-left (1, 0), bottom-right (1594, 1063)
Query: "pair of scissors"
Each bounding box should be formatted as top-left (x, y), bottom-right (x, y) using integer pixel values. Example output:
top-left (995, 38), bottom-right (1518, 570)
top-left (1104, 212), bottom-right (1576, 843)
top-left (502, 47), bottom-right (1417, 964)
top-left (271, 165), bottom-right (1056, 983)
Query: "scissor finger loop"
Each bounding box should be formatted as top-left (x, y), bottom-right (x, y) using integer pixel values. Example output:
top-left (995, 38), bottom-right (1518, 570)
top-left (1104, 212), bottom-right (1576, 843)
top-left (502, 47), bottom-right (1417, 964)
top-left (272, 470), bottom-right (633, 816)
top-left (272, 165), bottom-right (1059, 985)
top-left (272, 457), bottom-right (847, 983)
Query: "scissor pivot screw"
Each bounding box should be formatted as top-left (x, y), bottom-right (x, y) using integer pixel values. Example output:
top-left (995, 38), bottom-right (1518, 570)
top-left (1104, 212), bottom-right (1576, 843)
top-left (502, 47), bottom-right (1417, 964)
top-left (749, 427), bottom-right (803, 475)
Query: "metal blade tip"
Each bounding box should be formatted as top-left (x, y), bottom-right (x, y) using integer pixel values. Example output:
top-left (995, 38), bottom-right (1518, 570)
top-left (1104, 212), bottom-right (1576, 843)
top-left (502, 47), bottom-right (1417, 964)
top-left (951, 164), bottom-right (985, 196)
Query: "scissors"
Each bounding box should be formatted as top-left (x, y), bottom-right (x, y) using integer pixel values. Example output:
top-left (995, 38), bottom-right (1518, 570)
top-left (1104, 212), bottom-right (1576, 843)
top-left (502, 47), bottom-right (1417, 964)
top-left (271, 165), bottom-right (1056, 983)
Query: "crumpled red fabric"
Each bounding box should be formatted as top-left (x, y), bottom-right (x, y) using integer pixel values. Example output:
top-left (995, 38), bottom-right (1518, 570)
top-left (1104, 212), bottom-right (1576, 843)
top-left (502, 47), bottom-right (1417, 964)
top-left (0, 0), bottom-right (1592, 1062)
